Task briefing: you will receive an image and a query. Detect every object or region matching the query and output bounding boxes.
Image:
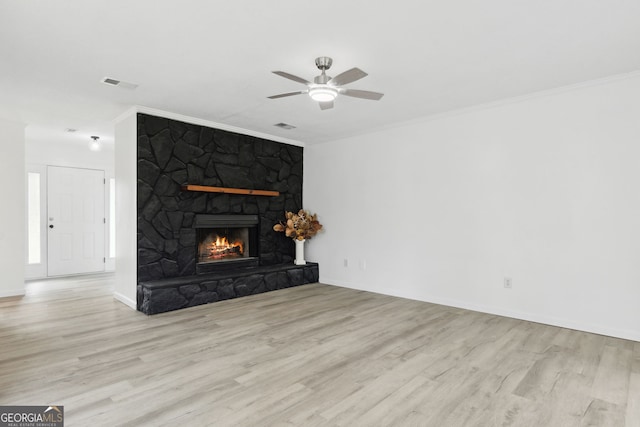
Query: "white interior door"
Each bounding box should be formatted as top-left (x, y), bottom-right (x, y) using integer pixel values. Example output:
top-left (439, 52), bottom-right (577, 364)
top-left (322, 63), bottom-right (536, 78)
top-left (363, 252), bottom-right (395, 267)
top-left (47, 166), bottom-right (105, 276)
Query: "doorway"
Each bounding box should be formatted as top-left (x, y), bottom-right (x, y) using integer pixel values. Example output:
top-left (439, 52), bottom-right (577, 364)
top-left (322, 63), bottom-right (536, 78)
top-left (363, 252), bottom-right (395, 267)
top-left (47, 166), bottom-right (105, 276)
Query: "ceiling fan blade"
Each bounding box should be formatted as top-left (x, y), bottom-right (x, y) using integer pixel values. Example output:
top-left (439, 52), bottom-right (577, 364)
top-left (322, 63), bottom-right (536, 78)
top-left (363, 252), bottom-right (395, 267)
top-left (341, 89), bottom-right (384, 101)
top-left (272, 71), bottom-right (311, 85)
top-left (329, 68), bottom-right (368, 86)
top-left (319, 101), bottom-right (334, 110)
top-left (267, 91), bottom-right (306, 99)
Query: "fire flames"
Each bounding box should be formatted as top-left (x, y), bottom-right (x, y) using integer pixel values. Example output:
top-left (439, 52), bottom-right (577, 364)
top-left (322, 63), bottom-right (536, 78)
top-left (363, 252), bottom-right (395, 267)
top-left (206, 235), bottom-right (244, 259)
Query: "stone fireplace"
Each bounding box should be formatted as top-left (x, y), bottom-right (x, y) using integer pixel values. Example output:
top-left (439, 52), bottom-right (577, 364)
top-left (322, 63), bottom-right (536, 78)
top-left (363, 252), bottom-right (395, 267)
top-left (135, 113), bottom-right (319, 314)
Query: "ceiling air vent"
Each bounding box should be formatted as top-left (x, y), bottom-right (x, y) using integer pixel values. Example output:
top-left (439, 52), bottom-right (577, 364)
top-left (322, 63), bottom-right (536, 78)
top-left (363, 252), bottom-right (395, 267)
top-left (274, 122), bottom-right (296, 130)
top-left (101, 77), bottom-right (138, 90)
top-left (102, 77), bottom-right (121, 86)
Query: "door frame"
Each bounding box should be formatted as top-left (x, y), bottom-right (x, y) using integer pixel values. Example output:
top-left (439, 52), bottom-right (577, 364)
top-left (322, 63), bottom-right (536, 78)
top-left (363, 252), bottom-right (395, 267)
top-left (25, 164), bottom-right (113, 279)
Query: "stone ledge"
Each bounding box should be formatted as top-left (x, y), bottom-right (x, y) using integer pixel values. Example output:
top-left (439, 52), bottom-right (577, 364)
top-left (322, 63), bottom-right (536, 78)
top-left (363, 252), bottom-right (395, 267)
top-left (137, 263), bottom-right (319, 315)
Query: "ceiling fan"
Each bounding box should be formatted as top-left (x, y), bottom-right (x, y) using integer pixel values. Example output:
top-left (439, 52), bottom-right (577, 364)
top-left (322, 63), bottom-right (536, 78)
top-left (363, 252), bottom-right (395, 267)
top-left (268, 57), bottom-right (384, 110)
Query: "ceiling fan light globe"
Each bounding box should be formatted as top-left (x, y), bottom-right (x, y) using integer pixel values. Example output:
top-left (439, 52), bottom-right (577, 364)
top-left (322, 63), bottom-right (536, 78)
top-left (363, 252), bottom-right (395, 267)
top-left (309, 86), bottom-right (338, 102)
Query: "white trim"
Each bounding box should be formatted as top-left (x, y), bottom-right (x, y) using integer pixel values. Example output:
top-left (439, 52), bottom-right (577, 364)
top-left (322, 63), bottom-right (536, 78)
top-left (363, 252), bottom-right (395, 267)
top-left (321, 277), bottom-right (640, 343)
top-left (113, 71), bottom-right (640, 148)
top-left (113, 105), bottom-right (138, 124)
top-left (105, 176), bottom-right (116, 271)
top-left (0, 289), bottom-right (26, 298)
top-left (324, 69), bottom-right (640, 145)
top-left (113, 105), bottom-right (305, 147)
top-left (113, 291), bottom-right (136, 309)
top-left (114, 111), bottom-right (138, 310)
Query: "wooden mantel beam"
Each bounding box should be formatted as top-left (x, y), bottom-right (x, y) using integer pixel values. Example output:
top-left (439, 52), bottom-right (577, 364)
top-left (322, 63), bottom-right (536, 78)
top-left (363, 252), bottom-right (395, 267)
top-left (181, 184), bottom-right (280, 197)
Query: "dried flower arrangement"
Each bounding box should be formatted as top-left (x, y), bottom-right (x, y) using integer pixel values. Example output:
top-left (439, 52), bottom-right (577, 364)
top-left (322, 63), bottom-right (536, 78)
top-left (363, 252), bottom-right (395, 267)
top-left (273, 209), bottom-right (323, 241)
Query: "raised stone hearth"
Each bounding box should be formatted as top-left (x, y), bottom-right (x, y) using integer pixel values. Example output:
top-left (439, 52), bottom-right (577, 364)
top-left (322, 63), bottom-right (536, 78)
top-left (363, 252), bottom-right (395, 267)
top-left (138, 263), bottom-right (319, 315)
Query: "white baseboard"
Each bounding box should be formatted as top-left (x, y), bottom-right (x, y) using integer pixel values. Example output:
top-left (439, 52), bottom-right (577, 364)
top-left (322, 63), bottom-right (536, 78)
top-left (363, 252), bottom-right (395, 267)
top-left (321, 277), bottom-right (640, 343)
top-left (416, 293), bottom-right (640, 343)
top-left (113, 291), bottom-right (136, 310)
top-left (0, 288), bottom-right (25, 298)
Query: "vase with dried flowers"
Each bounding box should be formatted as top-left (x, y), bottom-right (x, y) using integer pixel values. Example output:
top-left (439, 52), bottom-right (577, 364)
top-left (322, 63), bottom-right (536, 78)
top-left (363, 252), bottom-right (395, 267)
top-left (273, 209), bottom-right (323, 265)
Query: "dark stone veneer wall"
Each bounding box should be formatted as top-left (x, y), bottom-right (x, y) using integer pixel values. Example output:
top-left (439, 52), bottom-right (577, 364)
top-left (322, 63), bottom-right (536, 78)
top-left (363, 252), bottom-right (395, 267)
top-left (136, 113), bottom-right (303, 283)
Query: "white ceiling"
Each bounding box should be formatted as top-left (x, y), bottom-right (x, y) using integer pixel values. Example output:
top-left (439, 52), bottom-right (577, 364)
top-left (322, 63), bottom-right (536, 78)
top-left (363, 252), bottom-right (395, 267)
top-left (2, 0), bottom-right (640, 147)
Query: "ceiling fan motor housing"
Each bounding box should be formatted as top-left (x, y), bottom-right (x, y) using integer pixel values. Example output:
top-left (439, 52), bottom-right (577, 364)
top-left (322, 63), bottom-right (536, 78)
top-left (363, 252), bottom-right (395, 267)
top-left (315, 56), bottom-right (333, 70)
top-left (314, 57), bottom-right (333, 84)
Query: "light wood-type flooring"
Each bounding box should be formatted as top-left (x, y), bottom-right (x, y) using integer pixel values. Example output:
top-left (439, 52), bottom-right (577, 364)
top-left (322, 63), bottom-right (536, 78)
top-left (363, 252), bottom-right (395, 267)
top-left (1, 274), bottom-right (639, 426)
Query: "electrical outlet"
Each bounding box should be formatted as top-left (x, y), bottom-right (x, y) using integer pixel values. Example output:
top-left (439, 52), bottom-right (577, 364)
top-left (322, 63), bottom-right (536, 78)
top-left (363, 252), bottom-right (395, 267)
top-left (343, 258), bottom-right (348, 268)
top-left (504, 277), bottom-right (512, 289)
top-left (359, 259), bottom-right (366, 271)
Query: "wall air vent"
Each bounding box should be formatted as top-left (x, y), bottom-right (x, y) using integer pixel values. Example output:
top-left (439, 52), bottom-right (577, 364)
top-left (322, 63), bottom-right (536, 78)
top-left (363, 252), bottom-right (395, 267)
top-left (101, 77), bottom-right (138, 90)
top-left (274, 122), bottom-right (296, 130)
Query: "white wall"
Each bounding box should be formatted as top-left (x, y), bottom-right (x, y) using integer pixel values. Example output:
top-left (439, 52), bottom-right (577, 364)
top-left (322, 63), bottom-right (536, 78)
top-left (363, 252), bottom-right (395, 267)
top-left (114, 111), bottom-right (138, 308)
top-left (0, 118), bottom-right (26, 297)
top-left (26, 138), bottom-right (114, 172)
top-left (304, 74), bottom-right (640, 341)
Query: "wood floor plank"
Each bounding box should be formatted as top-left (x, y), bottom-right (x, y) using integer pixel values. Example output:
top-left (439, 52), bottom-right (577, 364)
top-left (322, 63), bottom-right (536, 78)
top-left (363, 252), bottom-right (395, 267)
top-left (1, 274), bottom-right (637, 426)
top-left (591, 344), bottom-right (633, 406)
top-left (632, 342), bottom-right (640, 374)
top-left (582, 398), bottom-right (626, 426)
top-left (626, 372), bottom-right (640, 427)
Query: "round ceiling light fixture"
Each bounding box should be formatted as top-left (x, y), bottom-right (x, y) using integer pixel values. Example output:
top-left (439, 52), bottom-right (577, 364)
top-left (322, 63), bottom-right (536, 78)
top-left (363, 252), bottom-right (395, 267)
top-left (308, 85), bottom-right (338, 102)
top-left (89, 135), bottom-right (101, 151)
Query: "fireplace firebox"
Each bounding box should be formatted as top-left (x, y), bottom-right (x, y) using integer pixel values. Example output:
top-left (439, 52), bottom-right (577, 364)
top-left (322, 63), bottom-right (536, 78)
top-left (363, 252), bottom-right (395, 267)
top-left (194, 214), bottom-right (259, 274)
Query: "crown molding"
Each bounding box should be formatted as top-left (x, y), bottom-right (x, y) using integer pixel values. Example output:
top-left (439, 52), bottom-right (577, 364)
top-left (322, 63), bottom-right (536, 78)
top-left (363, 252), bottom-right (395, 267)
top-left (325, 69), bottom-right (640, 145)
top-left (113, 105), bottom-right (305, 147)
